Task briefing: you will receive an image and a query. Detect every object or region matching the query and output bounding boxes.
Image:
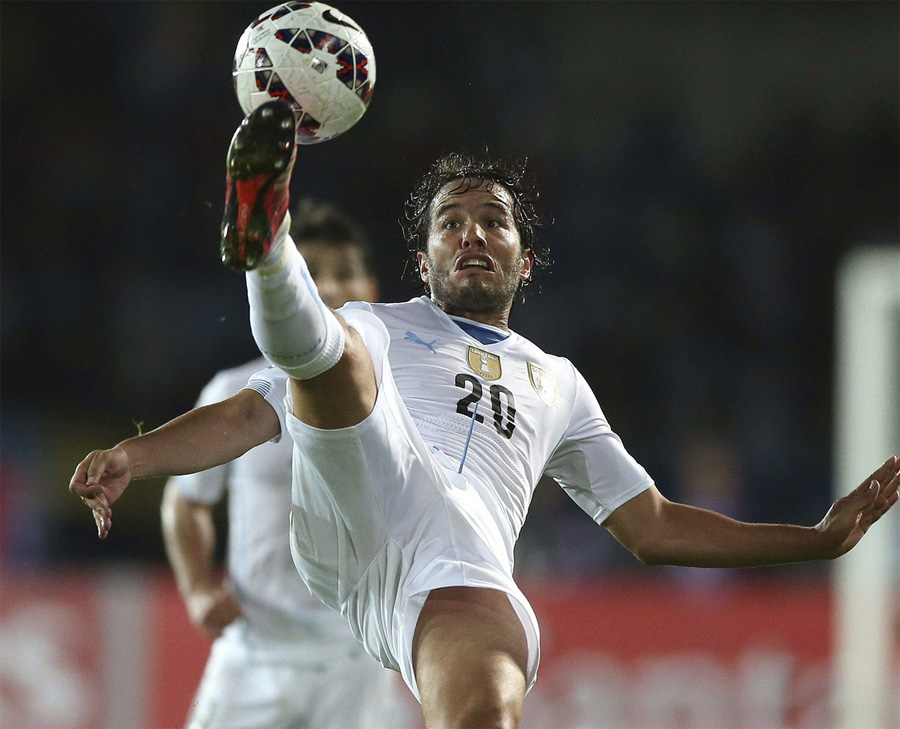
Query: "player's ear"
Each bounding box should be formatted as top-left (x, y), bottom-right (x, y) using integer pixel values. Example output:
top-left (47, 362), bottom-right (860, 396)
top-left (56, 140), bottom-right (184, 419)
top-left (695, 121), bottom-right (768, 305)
top-left (417, 251), bottom-right (430, 283)
top-left (519, 249), bottom-right (534, 281)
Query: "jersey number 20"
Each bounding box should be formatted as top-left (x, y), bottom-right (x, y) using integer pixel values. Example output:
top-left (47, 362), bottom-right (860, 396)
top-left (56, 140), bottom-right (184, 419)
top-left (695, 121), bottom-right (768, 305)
top-left (455, 373), bottom-right (516, 439)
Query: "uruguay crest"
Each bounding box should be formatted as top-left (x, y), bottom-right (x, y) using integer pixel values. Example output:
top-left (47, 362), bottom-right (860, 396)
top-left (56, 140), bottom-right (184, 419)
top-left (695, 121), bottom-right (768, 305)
top-left (527, 362), bottom-right (557, 406)
top-left (467, 346), bottom-right (502, 381)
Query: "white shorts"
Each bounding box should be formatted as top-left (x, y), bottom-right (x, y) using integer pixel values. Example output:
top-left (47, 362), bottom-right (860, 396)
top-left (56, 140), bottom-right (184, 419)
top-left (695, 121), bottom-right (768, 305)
top-left (286, 309), bottom-right (541, 702)
top-left (185, 620), bottom-right (402, 729)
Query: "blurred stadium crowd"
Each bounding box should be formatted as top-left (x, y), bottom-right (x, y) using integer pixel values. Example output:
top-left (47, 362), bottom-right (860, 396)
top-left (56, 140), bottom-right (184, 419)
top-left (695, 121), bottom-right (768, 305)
top-left (2, 2), bottom-right (897, 575)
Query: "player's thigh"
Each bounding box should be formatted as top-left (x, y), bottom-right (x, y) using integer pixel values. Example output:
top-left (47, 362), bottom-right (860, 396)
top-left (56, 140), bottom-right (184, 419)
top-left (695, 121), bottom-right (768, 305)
top-left (413, 586), bottom-right (528, 729)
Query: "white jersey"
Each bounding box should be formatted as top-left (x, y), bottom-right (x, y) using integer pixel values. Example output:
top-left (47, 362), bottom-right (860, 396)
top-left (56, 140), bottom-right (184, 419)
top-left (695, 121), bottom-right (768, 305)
top-left (169, 358), bottom-right (358, 642)
top-left (265, 296), bottom-right (652, 556)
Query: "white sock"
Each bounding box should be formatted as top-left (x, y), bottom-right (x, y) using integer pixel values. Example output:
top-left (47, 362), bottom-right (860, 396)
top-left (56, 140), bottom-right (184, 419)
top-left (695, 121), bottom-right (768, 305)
top-left (247, 213), bottom-right (345, 380)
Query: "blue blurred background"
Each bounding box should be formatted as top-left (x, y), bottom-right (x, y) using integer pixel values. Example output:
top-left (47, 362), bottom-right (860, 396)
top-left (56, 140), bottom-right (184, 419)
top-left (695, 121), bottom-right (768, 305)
top-left (2, 1), bottom-right (898, 574)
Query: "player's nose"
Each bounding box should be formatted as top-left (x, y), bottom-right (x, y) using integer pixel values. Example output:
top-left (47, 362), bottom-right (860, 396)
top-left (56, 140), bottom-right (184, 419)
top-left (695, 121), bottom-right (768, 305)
top-left (460, 221), bottom-right (486, 248)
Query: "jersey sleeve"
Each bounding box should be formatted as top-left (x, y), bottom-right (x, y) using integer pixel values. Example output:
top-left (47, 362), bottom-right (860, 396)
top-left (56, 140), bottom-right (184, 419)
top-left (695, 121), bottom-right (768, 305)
top-left (168, 371), bottom-right (240, 505)
top-left (544, 364), bottom-right (653, 525)
top-left (242, 364), bottom-right (289, 443)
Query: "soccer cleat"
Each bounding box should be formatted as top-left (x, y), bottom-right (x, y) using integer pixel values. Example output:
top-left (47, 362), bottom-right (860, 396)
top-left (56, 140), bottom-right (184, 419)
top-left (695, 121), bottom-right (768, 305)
top-left (220, 101), bottom-right (297, 271)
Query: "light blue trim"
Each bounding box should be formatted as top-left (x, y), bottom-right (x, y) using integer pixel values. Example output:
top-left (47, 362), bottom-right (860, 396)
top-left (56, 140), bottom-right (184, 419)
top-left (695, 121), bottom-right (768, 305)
top-left (449, 316), bottom-right (510, 344)
top-left (458, 401), bottom-right (480, 474)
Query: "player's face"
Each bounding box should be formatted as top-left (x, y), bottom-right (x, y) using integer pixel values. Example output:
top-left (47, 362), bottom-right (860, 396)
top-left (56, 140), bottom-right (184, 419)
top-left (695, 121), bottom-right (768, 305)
top-left (418, 180), bottom-right (534, 316)
top-left (300, 242), bottom-right (379, 308)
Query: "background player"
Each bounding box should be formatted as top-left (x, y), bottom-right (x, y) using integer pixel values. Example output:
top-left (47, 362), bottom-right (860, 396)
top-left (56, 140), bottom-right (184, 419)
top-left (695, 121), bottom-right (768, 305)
top-left (160, 198), bottom-right (398, 729)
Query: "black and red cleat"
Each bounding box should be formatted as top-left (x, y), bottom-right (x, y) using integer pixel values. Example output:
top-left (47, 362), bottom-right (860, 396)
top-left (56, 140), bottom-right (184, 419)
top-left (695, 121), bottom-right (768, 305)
top-left (221, 101), bottom-right (297, 272)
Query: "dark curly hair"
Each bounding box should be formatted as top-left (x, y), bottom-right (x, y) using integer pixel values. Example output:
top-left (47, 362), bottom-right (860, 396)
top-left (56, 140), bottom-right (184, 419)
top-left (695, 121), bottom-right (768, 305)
top-left (290, 197), bottom-right (374, 275)
top-left (401, 151), bottom-right (551, 296)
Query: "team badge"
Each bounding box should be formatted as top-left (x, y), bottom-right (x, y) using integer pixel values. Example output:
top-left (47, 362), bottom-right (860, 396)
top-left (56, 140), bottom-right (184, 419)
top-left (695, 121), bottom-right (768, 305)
top-left (527, 362), bottom-right (558, 406)
top-left (467, 346), bottom-right (502, 381)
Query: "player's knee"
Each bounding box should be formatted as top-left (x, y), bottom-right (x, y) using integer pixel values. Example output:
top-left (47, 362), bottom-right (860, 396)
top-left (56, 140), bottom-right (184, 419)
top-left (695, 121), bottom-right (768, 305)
top-left (424, 697), bottom-right (512, 729)
top-left (288, 318), bottom-right (377, 428)
top-left (421, 653), bottom-right (525, 729)
top-left (303, 319), bottom-right (372, 384)
top-left (454, 689), bottom-right (521, 729)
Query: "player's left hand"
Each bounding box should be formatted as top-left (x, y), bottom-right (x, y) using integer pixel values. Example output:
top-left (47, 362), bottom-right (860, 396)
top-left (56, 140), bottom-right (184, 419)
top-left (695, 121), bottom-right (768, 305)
top-left (814, 455), bottom-right (899, 558)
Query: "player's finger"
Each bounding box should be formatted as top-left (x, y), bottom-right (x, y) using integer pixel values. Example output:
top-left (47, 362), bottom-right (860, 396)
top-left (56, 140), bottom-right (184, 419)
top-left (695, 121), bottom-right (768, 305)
top-left (94, 508), bottom-right (111, 539)
top-left (88, 492), bottom-right (112, 521)
top-left (870, 456), bottom-right (899, 486)
top-left (69, 451), bottom-right (99, 494)
top-left (883, 465), bottom-right (900, 495)
top-left (847, 479), bottom-right (879, 506)
top-left (866, 497), bottom-right (895, 527)
top-left (868, 480), bottom-right (884, 506)
top-left (865, 472), bottom-right (899, 520)
top-left (857, 456), bottom-right (895, 489)
top-left (874, 485), bottom-right (899, 516)
top-left (71, 461), bottom-right (113, 510)
top-left (85, 450), bottom-right (115, 486)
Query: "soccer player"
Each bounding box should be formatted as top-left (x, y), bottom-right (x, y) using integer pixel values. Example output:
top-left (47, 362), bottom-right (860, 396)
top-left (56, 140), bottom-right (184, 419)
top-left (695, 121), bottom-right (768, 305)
top-left (162, 199), bottom-right (397, 729)
top-left (163, 199), bottom-right (397, 729)
top-left (71, 101), bottom-right (899, 729)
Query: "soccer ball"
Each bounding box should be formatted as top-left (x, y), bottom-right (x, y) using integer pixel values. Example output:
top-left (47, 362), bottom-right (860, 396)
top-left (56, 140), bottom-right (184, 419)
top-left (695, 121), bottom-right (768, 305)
top-left (233, 2), bottom-right (376, 145)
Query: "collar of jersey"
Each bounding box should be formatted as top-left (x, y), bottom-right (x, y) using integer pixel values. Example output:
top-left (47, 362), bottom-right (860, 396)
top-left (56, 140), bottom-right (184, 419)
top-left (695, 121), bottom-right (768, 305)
top-left (417, 296), bottom-right (513, 345)
top-left (447, 315), bottom-right (511, 344)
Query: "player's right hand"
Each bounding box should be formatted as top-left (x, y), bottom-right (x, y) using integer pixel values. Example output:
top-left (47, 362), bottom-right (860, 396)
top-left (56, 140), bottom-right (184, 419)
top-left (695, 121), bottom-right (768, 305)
top-left (186, 587), bottom-right (243, 640)
top-left (68, 446), bottom-right (133, 539)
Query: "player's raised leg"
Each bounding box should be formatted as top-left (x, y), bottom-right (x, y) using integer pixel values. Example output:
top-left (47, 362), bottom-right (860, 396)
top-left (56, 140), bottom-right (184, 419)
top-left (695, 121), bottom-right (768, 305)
top-left (413, 587), bottom-right (528, 729)
top-left (221, 101), bottom-right (376, 428)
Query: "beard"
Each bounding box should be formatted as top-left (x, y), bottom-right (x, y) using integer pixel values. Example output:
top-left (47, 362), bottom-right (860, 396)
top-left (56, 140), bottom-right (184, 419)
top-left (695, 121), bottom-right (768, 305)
top-left (427, 257), bottom-right (522, 313)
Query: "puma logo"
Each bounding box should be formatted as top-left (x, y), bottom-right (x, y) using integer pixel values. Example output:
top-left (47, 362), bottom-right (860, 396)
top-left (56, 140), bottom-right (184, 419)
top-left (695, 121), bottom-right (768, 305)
top-left (405, 331), bottom-right (439, 354)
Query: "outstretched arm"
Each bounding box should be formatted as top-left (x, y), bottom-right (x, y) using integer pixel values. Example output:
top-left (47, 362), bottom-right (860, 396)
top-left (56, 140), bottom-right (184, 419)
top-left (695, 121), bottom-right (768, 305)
top-left (161, 482), bottom-right (242, 640)
top-left (68, 388), bottom-right (280, 538)
top-left (604, 456), bottom-right (899, 567)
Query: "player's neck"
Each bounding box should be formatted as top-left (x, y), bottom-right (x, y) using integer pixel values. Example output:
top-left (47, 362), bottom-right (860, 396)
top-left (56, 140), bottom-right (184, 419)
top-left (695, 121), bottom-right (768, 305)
top-left (433, 300), bottom-right (511, 331)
